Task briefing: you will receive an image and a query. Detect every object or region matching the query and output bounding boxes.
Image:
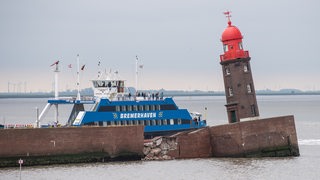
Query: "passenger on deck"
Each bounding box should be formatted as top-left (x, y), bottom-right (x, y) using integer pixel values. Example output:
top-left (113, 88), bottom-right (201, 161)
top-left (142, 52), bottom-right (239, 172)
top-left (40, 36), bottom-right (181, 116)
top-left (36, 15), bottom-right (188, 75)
top-left (193, 118), bottom-right (198, 125)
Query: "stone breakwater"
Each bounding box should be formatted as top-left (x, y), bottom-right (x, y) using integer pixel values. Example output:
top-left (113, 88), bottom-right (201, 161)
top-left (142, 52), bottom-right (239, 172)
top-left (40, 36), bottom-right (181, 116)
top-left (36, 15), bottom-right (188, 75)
top-left (0, 126), bottom-right (144, 167)
top-left (143, 136), bottom-right (177, 160)
top-left (143, 115), bottom-right (299, 160)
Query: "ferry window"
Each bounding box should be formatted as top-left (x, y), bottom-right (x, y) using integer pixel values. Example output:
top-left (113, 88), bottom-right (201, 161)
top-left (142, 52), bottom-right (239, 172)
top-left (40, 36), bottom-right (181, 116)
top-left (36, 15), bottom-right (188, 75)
top-left (225, 67), bottom-right (230, 75)
top-left (151, 105), bottom-right (155, 111)
top-left (117, 121), bottom-right (121, 126)
top-left (139, 105), bottom-right (144, 111)
top-left (140, 120), bottom-right (145, 125)
top-left (146, 120), bottom-right (150, 126)
top-left (157, 120), bottom-right (162, 125)
top-left (160, 104), bottom-right (177, 110)
top-left (116, 106), bottom-right (120, 111)
top-left (145, 105), bottom-right (149, 111)
top-left (229, 87), bottom-right (234, 97)
top-left (152, 120), bottom-right (156, 126)
top-left (156, 105), bottom-right (161, 111)
top-left (247, 84), bottom-right (252, 93)
top-left (239, 42), bottom-right (243, 50)
top-left (223, 44), bottom-right (228, 52)
top-left (127, 105), bottom-right (132, 111)
top-left (170, 119), bottom-right (174, 125)
top-left (133, 105), bottom-right (138, 111)
top-left (99, 121), bottom-right (103, 126)
top-left (129, 121), bottom-right (133, 125)
top-left (107, 121), bottom-right (111, 126)
top-left (163, 119), bottom-right (167, 125)
top-left (98, 106), bottom-right (115, 112)
top-left (122, 121), bottom-right (127, 126)
top-left (182, 119), bottom-right (189, 124)
top-left (178, 119), bottom-right (182, 125)
top-left (111, 121), bottom-right (115, 126)
top-left (134, 120), bottom-right (139, 125)
top-left (121, 106), bottom-right (126, 111)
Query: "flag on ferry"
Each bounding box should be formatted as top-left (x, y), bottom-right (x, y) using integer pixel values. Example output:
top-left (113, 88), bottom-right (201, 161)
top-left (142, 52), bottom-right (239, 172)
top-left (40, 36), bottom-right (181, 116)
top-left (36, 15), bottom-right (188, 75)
top-left (81, 64), bottom-right (85, 70)
top-left (50, 60), bottom-right (59, 66)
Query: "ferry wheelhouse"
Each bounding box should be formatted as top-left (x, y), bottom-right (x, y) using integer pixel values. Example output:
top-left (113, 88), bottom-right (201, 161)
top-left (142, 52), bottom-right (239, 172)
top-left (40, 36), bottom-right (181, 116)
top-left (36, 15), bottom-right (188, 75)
top-left (71, 70), bottom-right (207, 138)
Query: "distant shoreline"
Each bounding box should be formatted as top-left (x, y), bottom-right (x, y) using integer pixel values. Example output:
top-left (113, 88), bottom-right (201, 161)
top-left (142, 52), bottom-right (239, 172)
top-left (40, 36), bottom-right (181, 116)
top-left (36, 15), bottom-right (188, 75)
top-left (1, 92), bottom-right (320, 99)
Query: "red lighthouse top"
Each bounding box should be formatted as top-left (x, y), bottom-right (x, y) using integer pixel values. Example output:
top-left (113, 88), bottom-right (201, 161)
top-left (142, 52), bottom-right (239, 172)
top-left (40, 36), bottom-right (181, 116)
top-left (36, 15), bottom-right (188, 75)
top-left (220, 11), bottom-right (249, 62)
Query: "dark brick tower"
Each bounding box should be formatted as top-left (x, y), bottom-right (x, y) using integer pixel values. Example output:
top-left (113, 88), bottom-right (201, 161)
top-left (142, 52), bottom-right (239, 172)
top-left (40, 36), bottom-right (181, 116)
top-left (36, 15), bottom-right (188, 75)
top-left (220, 12), bottom-right (259, 123)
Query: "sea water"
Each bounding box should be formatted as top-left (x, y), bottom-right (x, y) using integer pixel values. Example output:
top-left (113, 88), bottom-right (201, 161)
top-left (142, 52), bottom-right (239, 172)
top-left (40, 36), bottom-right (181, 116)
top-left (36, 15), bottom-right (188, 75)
top-left (0, 95), bottom-right (319, 179)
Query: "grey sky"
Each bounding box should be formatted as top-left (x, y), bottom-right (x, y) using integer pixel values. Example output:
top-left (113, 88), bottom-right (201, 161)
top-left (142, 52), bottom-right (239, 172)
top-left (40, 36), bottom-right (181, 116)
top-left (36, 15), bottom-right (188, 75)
top-left (1, 0), bottom-right (319, 92)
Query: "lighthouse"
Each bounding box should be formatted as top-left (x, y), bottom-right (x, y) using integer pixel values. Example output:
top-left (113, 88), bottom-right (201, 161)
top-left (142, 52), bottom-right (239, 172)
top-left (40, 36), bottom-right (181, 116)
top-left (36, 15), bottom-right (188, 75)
top-left (220, 12), bottom-right (259, 123)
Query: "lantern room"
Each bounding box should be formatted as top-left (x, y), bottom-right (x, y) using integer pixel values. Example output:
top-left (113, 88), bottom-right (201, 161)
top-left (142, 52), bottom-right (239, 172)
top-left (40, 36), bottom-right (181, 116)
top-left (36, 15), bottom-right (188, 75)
top-left (220, 12), bottom-right (249, 62)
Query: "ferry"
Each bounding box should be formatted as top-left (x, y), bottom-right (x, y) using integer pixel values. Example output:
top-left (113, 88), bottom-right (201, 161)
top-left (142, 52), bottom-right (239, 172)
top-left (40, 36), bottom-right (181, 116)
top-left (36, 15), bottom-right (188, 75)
top-left (70, 70), bottom-right (207, 138)
top-left (36, 60), bottom-right (207, 138)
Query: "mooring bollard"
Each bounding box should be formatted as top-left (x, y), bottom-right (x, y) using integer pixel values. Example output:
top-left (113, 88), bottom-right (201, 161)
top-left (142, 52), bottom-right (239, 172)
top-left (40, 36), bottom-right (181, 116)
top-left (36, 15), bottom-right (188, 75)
top-left (18, 158), bottom-right (23, 180)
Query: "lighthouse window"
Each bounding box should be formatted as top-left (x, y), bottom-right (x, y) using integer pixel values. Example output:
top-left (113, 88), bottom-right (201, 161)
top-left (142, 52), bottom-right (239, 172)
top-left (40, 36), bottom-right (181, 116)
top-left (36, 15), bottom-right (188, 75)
top-left (229, 87), bottom-right (234, 96)
top-left (225, 67), bottom-right (230, 75)
top-left (244, 64), bottom-right (248, 72)
top-left (251, 105), bottom-right (257, 116)
top-left (239, 42), bottom-right (243, 50)
top-left (247, 84), bottom-right (252, 93)
top-left (223, 44), bottom-right (228, 52)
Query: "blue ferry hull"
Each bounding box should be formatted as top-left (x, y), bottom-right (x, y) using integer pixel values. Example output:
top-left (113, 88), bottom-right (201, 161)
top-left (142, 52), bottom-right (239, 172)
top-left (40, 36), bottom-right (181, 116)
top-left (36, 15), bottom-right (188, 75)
top-left (71, 97), bottom-right (207, 138)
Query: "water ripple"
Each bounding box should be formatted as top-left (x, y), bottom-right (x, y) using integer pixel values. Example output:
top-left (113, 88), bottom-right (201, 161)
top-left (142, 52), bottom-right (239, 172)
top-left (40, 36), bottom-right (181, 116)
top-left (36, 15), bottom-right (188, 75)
top-left (298, 139), bottom-right (320, 145)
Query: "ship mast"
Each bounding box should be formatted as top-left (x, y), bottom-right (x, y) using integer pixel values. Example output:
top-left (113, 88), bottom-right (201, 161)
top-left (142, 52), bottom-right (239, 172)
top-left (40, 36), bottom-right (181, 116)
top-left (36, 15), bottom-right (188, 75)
top-left (54, 61), bottom-right (59, 99)
top-left (76, 54), bottom-right (81, 101)
top-left (135, 55), bottom-right (138, 92)
top-left (50, 60), bottom-right (60, 125)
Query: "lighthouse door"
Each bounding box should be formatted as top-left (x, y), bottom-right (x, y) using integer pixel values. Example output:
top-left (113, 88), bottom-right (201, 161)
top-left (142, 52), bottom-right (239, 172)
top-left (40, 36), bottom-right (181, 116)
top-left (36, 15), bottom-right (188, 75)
top-left (230, 111), bottom-right (237, 123)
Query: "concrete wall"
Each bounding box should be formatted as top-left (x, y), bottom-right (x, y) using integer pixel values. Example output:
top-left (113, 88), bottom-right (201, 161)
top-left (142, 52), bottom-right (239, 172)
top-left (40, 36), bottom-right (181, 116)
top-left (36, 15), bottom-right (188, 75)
top-left (168, 115), bottom-right (299, 158)
top-left (0, 126), bottom-right (144, 158)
